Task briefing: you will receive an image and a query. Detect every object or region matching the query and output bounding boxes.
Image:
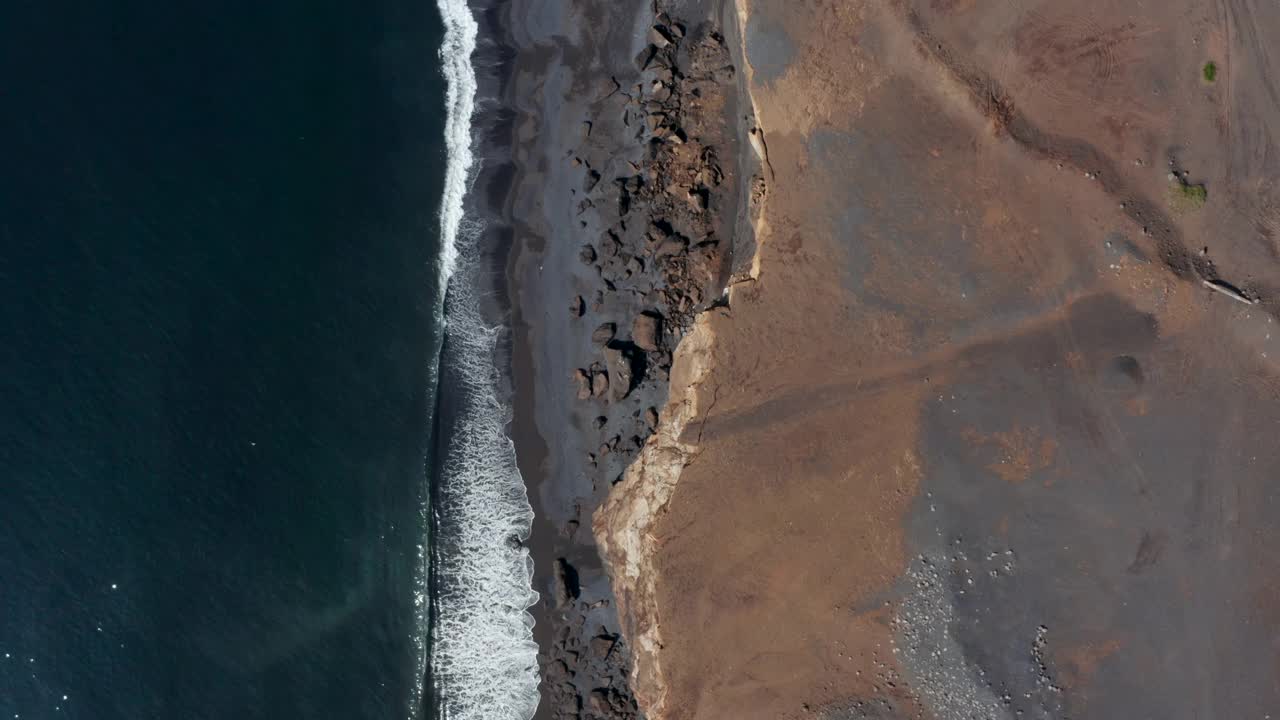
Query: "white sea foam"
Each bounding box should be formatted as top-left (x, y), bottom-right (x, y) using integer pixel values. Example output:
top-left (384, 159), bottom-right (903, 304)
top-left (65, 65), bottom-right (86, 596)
top-left (415, 1), bottom-right (542, 719)
top-left (429, 231), bottom-right (541, 720)
top-left (435, 0), bottom-right (478, 283)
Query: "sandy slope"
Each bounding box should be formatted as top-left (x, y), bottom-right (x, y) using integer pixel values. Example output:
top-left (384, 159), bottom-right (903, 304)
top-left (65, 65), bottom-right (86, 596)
top-left (599, 0), bottom-right (1280, 718)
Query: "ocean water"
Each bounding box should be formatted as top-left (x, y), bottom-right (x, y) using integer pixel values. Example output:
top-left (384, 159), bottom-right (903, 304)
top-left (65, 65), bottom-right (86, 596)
top-left (0, 0), bottom-right (497, 717)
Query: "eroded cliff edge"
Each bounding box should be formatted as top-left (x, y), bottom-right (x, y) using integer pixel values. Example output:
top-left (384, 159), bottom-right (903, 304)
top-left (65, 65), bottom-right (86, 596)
top-left (508, 0), bottom-right (750, 718)
top-left (594, 1), bottom-right (766, 717)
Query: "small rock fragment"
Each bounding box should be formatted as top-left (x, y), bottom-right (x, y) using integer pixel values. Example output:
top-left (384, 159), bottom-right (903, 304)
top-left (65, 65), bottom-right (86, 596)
top-left (592, 322), bottom-right (617, 345)
top-left (648, 25), bottom-right (674, 48)
top-left (590, 634), bottom-right (617, 659)
top-left (634, 44), bottom-right (657, 71)
top-left (573, 369), bottom-right (591, 400)
top-left (604, 347), bottom-right (634, 401)
top-left (655, 236), bottom-right (687, 257)
top-left (591, 371), bottom-right (610, 398)
top-left (632, 311), bottom-right (663, 352)
top-left (553, 558), bottom-right (580, 607)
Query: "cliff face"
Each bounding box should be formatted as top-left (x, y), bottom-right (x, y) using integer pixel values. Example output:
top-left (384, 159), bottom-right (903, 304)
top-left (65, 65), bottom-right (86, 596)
top-left (594, 311), bottom-right (719, 719)
top-left (594, 2), bottom-right (762, 714)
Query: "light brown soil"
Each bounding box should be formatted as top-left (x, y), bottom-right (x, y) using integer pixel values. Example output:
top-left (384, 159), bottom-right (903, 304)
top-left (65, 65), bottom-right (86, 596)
top-left (599, 0), bottom-right (1280, 718)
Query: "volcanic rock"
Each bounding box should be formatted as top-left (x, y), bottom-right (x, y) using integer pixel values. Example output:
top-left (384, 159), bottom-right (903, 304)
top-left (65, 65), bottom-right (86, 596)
top-left (591, 371), bottom-right (610, 398)
top-left (554, 558), bottom-right (580, 607)
top-left (655, 236), bottom-right (687, 257)
top-left (591, 634), bottom-right (618, 659)
top-left (592, 322), bottom-right (617, 345)
top-left (573, 369), bottom-right (591, 400)
top-left (648, 25), bottom-right (674, 48)
top-left (631, 312), bottom-right (663, 352)
top-left (604, 347), bottom-right (634, 401)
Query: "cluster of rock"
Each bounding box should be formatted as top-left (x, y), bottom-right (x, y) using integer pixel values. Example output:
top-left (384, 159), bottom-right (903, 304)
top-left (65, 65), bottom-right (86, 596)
top-left (542, 610), bottom-right (642, 720)
top-left (540, 7), bottom-right (740, 720)
top-left (565, 11), bottom-right (736, 475)
top-left (570, 12), bottom-right (736, 333)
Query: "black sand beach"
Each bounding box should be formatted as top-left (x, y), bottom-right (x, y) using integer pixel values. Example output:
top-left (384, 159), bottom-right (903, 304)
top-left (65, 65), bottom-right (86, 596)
top-left (479, 1), bottom-right (748, 718)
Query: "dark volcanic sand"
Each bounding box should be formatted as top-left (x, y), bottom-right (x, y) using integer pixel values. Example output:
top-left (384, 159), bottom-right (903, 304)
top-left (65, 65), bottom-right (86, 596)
top-left (502, 1), bottom-right (650, 715)
top-left (500, 0), bottom-right (744, 718)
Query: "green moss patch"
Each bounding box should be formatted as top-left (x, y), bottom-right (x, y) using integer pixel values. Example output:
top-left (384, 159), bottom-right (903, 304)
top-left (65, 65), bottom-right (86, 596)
top-left (1168, 179), bottom-right (1208, 212)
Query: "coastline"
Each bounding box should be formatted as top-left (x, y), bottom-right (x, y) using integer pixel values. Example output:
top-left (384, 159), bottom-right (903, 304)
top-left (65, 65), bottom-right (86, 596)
top-left (426, 1), bottom-right (540, 718)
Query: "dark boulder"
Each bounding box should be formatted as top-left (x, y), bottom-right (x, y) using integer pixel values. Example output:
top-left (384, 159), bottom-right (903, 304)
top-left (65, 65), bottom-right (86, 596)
top-left (554, 558), bottom-right (580, 607)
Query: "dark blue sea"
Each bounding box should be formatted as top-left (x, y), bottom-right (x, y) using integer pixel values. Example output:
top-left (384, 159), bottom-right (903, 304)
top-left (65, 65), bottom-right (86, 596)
top-left (0, 1), bottom-right (459, 718)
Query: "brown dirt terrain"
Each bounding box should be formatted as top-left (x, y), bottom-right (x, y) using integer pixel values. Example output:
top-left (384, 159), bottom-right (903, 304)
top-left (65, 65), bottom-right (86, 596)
top-left (598, 0), bottom-right (1280, 718)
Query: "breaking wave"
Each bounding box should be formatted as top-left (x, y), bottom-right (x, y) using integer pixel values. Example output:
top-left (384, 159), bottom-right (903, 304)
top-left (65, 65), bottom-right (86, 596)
top-left (418, 1), bottom-right (541, 720)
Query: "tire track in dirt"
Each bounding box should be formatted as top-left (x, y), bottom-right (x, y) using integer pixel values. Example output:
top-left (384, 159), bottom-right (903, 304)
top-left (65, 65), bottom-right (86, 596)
top-left (892, 3), bottom-right (1274, 308)
top-left (1011, 9), bottom-right (1154, 113)
top-left (1220, 0), bottom-right (1280, 257)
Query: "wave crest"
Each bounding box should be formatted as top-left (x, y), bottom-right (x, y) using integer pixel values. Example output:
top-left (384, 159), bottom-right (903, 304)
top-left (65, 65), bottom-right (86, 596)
top-left (423, 2), bottom-right (541, 720)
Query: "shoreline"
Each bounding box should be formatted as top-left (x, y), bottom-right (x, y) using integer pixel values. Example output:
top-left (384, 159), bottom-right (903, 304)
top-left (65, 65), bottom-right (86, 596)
top-left (426, 0), bottom-right (541, 718)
